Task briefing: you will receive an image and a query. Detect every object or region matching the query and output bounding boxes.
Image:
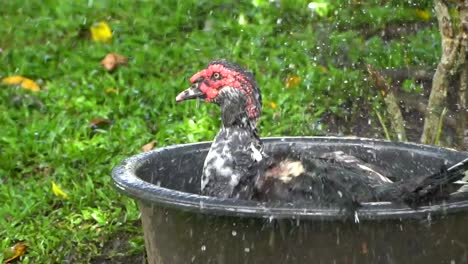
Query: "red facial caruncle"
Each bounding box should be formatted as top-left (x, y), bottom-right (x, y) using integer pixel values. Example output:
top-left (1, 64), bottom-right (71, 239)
top-left (190, 63), bottom-right (259, 119)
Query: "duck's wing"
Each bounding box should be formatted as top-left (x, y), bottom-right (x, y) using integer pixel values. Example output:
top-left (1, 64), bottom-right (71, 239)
top-left (376, 157), bottom-right (468, 207)
top-left (317, 151), bottom-right (393, 185)
top-left (255, 150), bottom-right (390, 205)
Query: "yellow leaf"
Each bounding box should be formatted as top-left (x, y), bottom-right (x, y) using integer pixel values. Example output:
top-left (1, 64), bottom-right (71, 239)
top-left (2, 76), bottom-right (24, 85)
top-left (90, 22), bottom-right (112, 43)
top-left (3, 241), bottom-right (27, 263)
top-left (52, 181), bottom-right (69, 199)
top-left (105, 88), bottom-right (118, 94)
top-left (267, 101), bottom-right (277, 109)
top-left (415, 9), bottom-right (430, 20)
top-left (318, 65), bottom-right (329, 73)
top-left (285, 75), bottom-right (301, 89)
top-left (2, 76), bottom-right (40, 92)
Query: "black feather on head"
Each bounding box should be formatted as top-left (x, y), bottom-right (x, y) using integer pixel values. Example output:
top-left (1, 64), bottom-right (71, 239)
top-left (208, 59), bottom-right (262, 118)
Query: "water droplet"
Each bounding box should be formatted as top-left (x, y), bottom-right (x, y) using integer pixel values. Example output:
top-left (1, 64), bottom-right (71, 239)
top-left (232, 230), bottom-right (237, 236)
top-left (268, 215), bottom-right (274, 223)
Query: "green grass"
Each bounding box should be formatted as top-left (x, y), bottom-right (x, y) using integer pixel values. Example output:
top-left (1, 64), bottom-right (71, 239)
top-left (0, 0), bottom-right (438, 262)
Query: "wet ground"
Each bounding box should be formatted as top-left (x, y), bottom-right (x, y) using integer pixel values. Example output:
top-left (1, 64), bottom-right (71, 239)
top-left (89, 225), bottom-right (146, 264)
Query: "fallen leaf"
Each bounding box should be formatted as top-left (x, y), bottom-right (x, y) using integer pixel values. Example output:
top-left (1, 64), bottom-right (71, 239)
top-left (101, 53), bottom-right (128, 72)
top-left (89, 118), bottom-right (112, 130)
top-left (2, 76), bottom-right (40, 92)
top-left (90, 22), bottom-right (112, 43)
top-left (3, 241), bottom-right (27, 263)
top-left (52, 181), bottom-right (69, 199)
top-left (285, 75), bottom-right (301, 89)
top-left (141, 141), bottom-right (157, 152)
top-left (415, 9), bottom-right (430, 21)
top-left (105, 88), bottom-right (119, 94)
top-left (318, 65), bottom-right (328, 73)
top-left (267, 101), bottom-right (277, 109)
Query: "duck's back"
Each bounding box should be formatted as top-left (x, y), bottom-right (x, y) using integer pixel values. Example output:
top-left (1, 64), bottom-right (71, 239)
top-left (255, 150), bottom-right (394, 206)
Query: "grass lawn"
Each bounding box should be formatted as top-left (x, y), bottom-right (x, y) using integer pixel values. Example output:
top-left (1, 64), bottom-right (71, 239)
top-left (1, 0), bottom-right (438, 262)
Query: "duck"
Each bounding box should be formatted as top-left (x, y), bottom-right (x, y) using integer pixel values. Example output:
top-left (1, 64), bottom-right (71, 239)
top-left (176, 60), bottom-right (468, 211)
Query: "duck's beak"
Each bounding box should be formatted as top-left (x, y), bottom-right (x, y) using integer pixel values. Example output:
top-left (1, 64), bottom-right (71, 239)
top-left (176, 83), bottom-right (206, 102)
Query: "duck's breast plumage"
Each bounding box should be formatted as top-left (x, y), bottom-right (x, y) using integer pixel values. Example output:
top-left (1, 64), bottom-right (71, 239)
top-left (202, 127), bottom-right (262, 199)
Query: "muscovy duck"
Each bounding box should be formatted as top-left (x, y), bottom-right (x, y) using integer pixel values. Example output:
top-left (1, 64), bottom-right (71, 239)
top-left (176, 60), bottom-right (468, 209)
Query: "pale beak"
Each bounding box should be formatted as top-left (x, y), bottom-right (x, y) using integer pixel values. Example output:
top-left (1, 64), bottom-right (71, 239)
top-left (175, 83), bottom-right (206, 102)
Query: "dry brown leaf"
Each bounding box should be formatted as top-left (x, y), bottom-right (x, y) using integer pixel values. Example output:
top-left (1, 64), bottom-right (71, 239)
top-left (2, 76), bottom-right (40, 92)
top-left (89, 118), bottom-right (112, 130)
top-left (3, 241), bottom-right (27, 263)
top-left (101, 53), bottom-right (128, 72)
top-left (141, 141), bottom-right (157, 152)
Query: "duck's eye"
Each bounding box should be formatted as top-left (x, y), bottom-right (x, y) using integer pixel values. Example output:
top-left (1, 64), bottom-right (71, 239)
top-left (212, 72), bottom-right (221, 80)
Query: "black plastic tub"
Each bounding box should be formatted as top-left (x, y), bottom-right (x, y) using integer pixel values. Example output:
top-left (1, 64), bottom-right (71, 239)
top-left (112, 137), bottom-right (468, 264)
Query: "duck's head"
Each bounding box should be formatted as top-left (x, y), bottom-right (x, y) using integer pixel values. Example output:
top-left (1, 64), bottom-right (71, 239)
top-left (176, 60), bottom-right (262, 126)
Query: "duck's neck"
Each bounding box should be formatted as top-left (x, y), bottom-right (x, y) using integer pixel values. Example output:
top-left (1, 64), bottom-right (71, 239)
top-left (201, 89), bottom-right (263, 198)
top-left (217, 88), bottom-right (259, 132)
top-left (221, 107), bottom-right (255, 129)
top-left (219, 105), bottom-right (263, 162)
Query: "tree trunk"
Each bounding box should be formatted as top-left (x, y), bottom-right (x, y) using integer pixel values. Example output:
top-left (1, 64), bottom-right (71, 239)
top-left (421, 0), bottom-right (466, 145)
top-left (456, 3), bottom-right (468, 149)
